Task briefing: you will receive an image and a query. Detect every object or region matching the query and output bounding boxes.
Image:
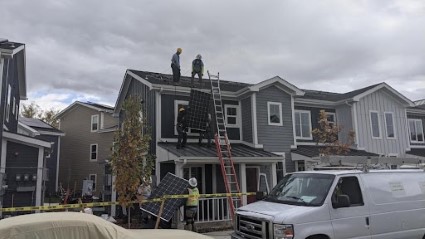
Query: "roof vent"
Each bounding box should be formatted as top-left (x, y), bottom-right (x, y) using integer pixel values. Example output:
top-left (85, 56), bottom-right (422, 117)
top-left (0, 38), bottom-right (8, 44)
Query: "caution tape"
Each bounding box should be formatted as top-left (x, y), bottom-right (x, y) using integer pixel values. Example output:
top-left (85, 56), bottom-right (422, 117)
top-left (0, 192), bottom-right (256, 212)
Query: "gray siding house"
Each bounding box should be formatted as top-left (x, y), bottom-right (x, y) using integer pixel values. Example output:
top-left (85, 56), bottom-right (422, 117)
top-left (56, 101), bottom-right (118, 199)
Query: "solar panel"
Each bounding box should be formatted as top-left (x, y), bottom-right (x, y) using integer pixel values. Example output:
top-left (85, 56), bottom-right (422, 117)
top-left (187, 89), bottom-right (211, 131)
top-left (140, 173), bottom-right (189, 222)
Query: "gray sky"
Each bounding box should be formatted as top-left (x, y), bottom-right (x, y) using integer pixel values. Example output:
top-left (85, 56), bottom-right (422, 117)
top-left (1, 0), bottom-right (424, 111)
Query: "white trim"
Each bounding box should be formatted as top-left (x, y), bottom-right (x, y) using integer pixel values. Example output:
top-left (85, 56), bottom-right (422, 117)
top-left (90, 144), bottom-right (98, 161)
top-left (12, 97), bottom-right (15, 115)
top-left (0, 58), bottom-right (3, 109)
top-left (156, 91), bottom-right (161, 149)
top-left (18, 121), bottom-right (40, 137)
top-left (271, 163), bottom-right (277, 187)
top-left (353, 83), bottom-right (414, 106)
top-left (100, 112), bottom-right (105, 130)
top-left (36, 130), bottom-right (65, 136)
top-left (56, 101), bottom-right (113, 119)
top-left (369, 111), bottom-right (382, 139)
top-left (247, 76), bottom-right (304, 96)
top-left (352, 102), bottom-right (359, 146)
top-left (408, 118), bottom-right (424, 143)
top-left (89, 174), bottom-right (97, 192)
top-left (267, 102), bottom-right (283, 126)
top-left (326, 112), bottom-right (336, 125)
top-left (6, 84), bottom-right (11, 123)
top-left (127, 70), bottom-right (153, 89)
top-left (251, 93), bottom-right (258, 145)
top-left (291, 97), bottom-right (296, 146)
top-left (383, 112), bottom-right (396, 139)
top-left (240, 163), bottom-right (247, 205)
top-left (409, 145), bottom-right (425, 148)
top-left (56, 137), bottom-right (61, 192)
top-left (294, 110), bottom-right (312, 140)
top-left (35, 147), bottom-right (44, 207)
top-left (0, 44), bottom-right (25, 56)
top-left (238, 100), bottom-right (243, 141)
top-left (0, 140), bottom-right (6, 173)
top-left (91, 114), bottom-right (99, 132)
top-left (3, 131), bottom-right (51, 148)
top-left (224, 104), bottom-right (241, 128)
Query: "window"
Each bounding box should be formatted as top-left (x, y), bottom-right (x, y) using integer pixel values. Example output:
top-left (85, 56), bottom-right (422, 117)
top-left (267, 102), bottom-right (283, 126)
top-left (369, 111), bottom-right (381, 138)
top-left (326, 112), bottom-right (336, 126)
top-left (295, 110), bottom-right (312, 139)
top-left (6, 84), bottom-right (11, 122)
top-left (225, 105), bottom-right (240, 127)
top-left (332, 176), bottom-right (364, 208)
top-left (384, 112), bottom-right (395, 139)
top-left (89, 174), bottom-right (97, 191)
top-left (90, 144), bottom-right (98, 161)
top-left (91, 115), bottom-right (99, 132)
top-left (408, 119), bottom-right (424, 143)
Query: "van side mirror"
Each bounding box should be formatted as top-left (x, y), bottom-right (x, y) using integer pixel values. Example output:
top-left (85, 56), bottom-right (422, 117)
top-left (333, 194), bottom-right (350, 208)
top-left (256, 191), bottom-right (267, 200)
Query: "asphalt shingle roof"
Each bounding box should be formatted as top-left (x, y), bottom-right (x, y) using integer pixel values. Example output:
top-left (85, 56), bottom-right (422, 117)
top-left (129, 70), bottom-right (251, 92)
top-left (292, 145), bottom-right (378, 158)
top-left (19, 117), bottom-right (63, 133)
top-left (300, 83), bottom-right (381, 102)
top-left (0, 40), bottom-right (24, 51)
top-left (158, 142), bottom-right (279, 158)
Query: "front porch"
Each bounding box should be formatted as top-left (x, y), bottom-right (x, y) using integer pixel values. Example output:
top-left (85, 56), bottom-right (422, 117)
top-left (156, 142), bottom-right (284, 224)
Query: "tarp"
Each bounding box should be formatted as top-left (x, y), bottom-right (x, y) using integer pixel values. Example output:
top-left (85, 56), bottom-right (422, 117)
top-left (0, 212), bottom-right (211, 239)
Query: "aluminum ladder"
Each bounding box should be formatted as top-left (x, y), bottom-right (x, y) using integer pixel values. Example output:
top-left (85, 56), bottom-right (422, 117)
top-left (208, 71), bottom-right (241, 219)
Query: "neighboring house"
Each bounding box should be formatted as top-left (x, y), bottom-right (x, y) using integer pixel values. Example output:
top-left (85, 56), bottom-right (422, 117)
top-left (56, 101), bottom-right (118, 200)
top-left (18, 117), bottom-right (65, 195)
top-left (406, 99), bottom-right (425, 159)
top-left (292, 83), bottom-right (417, 170)
top-left (0, 39), bottom-right (52, 214)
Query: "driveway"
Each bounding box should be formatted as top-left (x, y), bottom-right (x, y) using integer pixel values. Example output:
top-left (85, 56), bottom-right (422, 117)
top-left (203, 230), bottom-right (232, 239)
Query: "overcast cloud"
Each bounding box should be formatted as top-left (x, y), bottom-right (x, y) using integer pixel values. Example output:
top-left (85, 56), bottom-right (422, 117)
top-left (1, 0), bottom-right (424, 111)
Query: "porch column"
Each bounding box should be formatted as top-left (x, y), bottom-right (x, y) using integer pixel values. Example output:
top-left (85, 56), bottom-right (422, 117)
top-left (36, 147), bottom-right (44, 208)
top-left (0, 140), bottom-right (6, 173)
top-left (175, 161), bottom-right (184, 178)
top-left (239, 163), bottom-right (247, 206)
top-left (271, 163), bottom-right (277, 187)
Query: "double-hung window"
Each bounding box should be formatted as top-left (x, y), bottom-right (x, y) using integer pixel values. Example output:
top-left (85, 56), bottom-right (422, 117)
top-left (91, 115), bottom-right (99, 132)
top-left (224, 105), bottom-right (240, 127)
top-left (295, 110), bottom-right (312, 139)
top-left (90, 144), bottom-right (98, 161)
top-left (267, 102), bottom-right (283, 126)
top-left (408, 119), bottom-right (424, 143)
top-left (369, 111), bottom-right (381, 139)
top-left (384, 112), bottom-right (396, 139)
top-left (89, 174), bottom-right (97, 191)
top-left (326, 112), bottom-right (336, 127)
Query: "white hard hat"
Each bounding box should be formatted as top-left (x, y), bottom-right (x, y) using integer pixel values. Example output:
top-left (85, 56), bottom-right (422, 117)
top-left (196, 54), bottom-right (202, 60)
top-left (189, 177), bottom-right (197, 187)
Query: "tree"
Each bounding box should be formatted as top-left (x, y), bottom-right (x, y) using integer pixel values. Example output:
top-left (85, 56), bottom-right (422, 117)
top-left (110, 96), bottom-right (154, 227)
top-left (20, 102), bottom-right (60, 128)
top-left (312, 110), bottom-right (355, 158)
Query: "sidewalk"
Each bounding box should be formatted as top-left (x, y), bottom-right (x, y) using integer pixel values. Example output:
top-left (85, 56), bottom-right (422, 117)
top-left (203, 230), bottom-right (232, 239)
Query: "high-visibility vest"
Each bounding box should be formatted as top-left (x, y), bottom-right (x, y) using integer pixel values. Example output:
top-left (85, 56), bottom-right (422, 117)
top-left (186, 187), bottom-right (199, 207)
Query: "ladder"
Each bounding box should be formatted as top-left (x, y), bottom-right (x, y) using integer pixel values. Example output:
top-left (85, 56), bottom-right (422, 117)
top-left (208, 71), bottom-right (241, 219)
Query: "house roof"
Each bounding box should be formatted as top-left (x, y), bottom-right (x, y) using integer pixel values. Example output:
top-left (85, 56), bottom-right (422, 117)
top-left (0, 39), bottom-right (27, 100)
top-left (406, 148), bottom-right (425, 158)
top-left (291, 145), bottom-right (378, 158)
top-left (18, 117), bottom-right (63, 134)
top-left (158, 142), bottom-right (280, 158)
top-left (299, 82), bottom-right (414, 106)
top-left (56, 101), bottom-right (114, 119)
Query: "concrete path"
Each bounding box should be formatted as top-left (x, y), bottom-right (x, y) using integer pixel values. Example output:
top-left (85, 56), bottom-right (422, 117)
top-left (203, 230), bottom-right (232, 239)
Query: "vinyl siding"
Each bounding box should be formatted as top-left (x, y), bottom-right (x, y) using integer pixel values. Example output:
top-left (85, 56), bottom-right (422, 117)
top-left (35, 134), bottom-right (60, 194)
top-left (3, 55), bottom-right (21, 133)
top-left (241, 96), bottom-right (252, 143)
top-left (59, 105), bottom-right (117, 195)
top-left (355, 89), bottom-right (410, 156)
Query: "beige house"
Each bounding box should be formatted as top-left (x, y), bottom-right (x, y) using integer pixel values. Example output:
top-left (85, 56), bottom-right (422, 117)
top-left (56, 102), bottom-right (118, 199)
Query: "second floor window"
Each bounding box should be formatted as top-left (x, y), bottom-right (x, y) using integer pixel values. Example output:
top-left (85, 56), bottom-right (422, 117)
top-left (91, 115), bottom-right (99, 132)
top-left (225, 105), bottom-right (240, 127)
top-left (408, 119), bottom-right (424, 143)
top-left (369, 111), bottom-right (381, 138)
top-left (90, 144), bottom-right (98, 161)
top-left (295, 110), bottom-right (312, 139)
top-left (384, 112), bottom-right (395, 139)
top-left (267, 102), bottom-right (283, 126)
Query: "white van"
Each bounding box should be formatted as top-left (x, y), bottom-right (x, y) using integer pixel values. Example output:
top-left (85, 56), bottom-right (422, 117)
top-left (231, 169), bottom-right (425, 239)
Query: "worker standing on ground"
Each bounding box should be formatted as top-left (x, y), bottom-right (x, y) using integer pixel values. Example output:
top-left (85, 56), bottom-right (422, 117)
top-left (185, 177), bottom-right (199, 232)
top-left (176, 107), bottom-right (187, 149)
top-left (171, 48), bottom-right (182, 83)
top-left (191, 54), bottom-right (204, 88)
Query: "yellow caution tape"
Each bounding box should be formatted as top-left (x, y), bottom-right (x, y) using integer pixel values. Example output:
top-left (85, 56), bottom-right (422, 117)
top-left (0, 192), bottom-right (257, 212)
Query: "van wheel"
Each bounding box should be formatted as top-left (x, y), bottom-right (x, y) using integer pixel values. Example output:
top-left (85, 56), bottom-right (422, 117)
top-left (306, 235), bottom-right (329, 239)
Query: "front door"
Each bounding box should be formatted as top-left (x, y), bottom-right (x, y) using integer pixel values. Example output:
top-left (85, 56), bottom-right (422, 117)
top-left (246, 167), bottom-right (258, 204)
top-left (329, 176), bottom-right (371, 239)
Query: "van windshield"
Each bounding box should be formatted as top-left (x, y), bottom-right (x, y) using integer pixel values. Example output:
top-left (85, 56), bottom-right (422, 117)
top-left (265, 173), bottom-right (335, 206)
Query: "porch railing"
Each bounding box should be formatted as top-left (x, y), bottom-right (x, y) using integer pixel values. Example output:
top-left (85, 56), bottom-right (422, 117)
top-left (196, 196), bottom-right (241, 223)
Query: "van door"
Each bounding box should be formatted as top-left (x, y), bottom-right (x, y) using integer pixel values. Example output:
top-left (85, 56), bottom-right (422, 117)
top-left (329, 176), bottom-right (371, 239)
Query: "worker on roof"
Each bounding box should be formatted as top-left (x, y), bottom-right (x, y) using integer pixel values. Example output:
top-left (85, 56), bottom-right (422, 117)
top-left (185, 177), bottom-right (199, 231)
top-left (191, 54), bottom-right (204, 88)
top-left (176, 106), bottom-right (188, 149)
top-left (171, 48), bottom-right (182, 83)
